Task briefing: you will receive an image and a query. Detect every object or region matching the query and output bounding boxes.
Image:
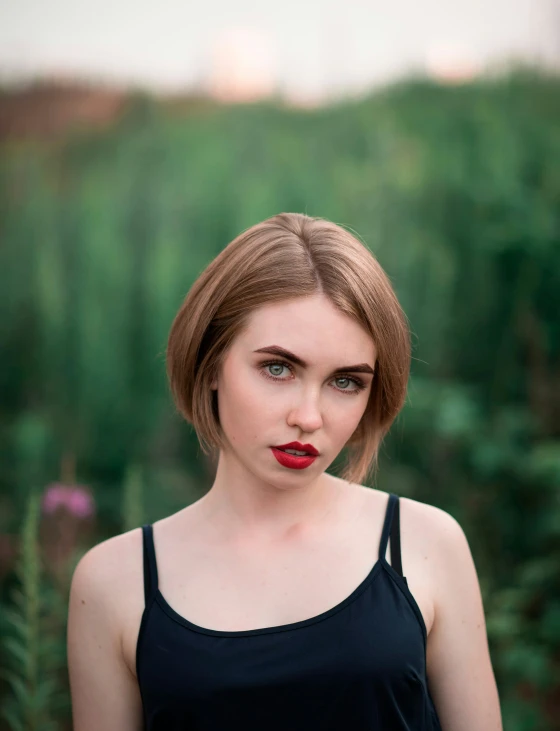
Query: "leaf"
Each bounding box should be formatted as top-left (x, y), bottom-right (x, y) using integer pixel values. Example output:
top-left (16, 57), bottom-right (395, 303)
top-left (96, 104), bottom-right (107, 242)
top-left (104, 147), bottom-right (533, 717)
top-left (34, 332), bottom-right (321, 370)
top-left (2, 607), bottom-right (30, 638)
top-left (0, 670), bottom-right (30, 706)
top-left (539, 602), bottom-right (560, 644)
top-left (2, 636), bottom-right (30, 668)
top-left (0, 704), bottom-right (25, 731)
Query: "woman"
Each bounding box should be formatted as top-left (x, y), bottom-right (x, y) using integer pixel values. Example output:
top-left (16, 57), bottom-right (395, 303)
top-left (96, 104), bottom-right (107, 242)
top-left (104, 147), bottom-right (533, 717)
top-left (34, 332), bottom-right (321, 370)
top-left (67, 212), bottom-right (502, 730)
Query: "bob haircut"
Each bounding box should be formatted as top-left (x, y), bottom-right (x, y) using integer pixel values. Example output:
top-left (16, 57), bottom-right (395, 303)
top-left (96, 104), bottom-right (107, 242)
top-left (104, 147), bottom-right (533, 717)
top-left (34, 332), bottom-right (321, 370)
top-left (166, 212), bottom-right (411, 486)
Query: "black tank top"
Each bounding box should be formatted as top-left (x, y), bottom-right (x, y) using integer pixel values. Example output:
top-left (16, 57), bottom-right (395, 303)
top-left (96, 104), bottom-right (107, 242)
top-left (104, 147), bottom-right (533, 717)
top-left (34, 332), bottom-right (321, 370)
top-left (136, 492), bottom-right (443, 730)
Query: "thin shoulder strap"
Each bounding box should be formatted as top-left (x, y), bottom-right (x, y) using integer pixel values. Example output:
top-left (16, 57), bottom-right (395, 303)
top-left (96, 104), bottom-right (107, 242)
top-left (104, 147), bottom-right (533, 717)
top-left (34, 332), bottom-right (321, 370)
top-left (141, 524), bottom-right (159, 606)
top-left (378, 493), bottom-right (404, 578)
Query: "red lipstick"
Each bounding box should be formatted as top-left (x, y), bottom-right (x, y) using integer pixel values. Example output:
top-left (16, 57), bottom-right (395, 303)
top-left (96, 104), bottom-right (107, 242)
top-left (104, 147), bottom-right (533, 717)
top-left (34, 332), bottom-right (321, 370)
top-left (271, 441), bottom-right (319, 470)
top-left (274, 442), bottom-right (319, 455)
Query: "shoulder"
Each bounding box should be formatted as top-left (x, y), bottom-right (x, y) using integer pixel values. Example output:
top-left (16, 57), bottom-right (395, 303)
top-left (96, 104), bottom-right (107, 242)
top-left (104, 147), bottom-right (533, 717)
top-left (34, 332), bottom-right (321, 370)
top-left (71, 526), bottom-right (144, 598)
top-left (68, 529), bottom-right (148, 727)
top-left (356, 486), bottom-right (471, 627)
top-left (355, 483), bottom-right (464, 546)
top-left (69, 526), bottom-right (146, 644)
top-left (399, 494), bottom-right (465, 543)
top-left (398, 494), bottom-right (471, 577)
top-left (398, 494), bottom-right (482, 621)
top-left (399, 499), bottom-right (502, 726)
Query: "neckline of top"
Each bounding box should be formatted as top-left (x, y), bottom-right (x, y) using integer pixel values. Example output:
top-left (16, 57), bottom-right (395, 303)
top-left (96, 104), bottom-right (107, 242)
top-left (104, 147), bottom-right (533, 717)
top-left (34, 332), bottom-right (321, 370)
top-left (152, 556), bottom-right (410, 638)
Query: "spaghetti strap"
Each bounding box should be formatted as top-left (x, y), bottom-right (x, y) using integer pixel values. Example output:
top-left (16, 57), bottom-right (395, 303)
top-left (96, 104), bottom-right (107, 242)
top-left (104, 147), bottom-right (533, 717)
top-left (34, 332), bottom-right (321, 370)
top-left (378, 493), bottom-right (404, 578)
top-left (141, 524), bottom-right (159, 606)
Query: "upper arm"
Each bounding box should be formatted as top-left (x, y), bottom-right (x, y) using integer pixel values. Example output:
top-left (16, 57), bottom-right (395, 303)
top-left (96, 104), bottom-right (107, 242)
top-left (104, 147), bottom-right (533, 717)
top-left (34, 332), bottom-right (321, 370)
top-left (425, 508), bottom-right (503, 731)
top-left (67, 539), bottom-right (144, 731)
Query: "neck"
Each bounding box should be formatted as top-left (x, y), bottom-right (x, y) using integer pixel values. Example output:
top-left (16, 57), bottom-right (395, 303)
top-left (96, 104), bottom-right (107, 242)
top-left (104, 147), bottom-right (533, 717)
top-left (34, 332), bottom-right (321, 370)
top-left (196, 449), bottom-right (347, 544)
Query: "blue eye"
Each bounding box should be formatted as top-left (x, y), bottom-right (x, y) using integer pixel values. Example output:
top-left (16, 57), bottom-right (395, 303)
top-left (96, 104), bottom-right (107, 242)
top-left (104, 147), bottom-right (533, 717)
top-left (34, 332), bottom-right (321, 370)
top-left (259, 360), bottom-right (366, 395)
top-left (267, 363), bottom-right (287, 378)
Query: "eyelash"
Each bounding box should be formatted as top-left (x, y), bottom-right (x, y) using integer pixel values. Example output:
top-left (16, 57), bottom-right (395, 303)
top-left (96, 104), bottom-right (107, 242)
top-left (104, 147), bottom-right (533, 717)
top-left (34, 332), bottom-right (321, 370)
top-left (259, 360), bottom-right (367, 396)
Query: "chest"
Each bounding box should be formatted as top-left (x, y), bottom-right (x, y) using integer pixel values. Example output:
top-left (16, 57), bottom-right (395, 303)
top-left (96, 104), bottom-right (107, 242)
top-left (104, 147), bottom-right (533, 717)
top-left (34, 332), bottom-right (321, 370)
top-left (156, 532), bottom-right (381, 631)
top-left (121, 501), bottom-right (435, 676)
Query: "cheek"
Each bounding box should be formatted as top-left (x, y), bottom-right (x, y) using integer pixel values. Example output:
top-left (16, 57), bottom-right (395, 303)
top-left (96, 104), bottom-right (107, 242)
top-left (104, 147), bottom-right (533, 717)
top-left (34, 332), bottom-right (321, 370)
top-left (328, 397), bottom-right (369, 440)
top-left (217, 370), bottom-right (270, 438)
top-left (338, 406), bottom-right (363, 431)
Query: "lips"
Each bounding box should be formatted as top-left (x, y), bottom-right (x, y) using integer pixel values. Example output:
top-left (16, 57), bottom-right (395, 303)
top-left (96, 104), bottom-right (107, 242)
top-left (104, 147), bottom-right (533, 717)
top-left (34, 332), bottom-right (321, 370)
top-left (273, 442), bottom-right (319, 456)
top-left (271, 448), bottom-right (318, 470)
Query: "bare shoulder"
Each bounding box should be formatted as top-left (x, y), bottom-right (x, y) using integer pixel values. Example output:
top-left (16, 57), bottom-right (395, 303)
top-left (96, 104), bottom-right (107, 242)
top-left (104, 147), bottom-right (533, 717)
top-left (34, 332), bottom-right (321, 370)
top-left (71, 526), bottom-right (144, 608)
top-left (68, 528), bottom-right (148, 729)
top-left (391, 497), bottom-right (502, 728)
top-left (396, 493), bottom-right (471, 581)
top-left (399, 494), bottom-right (464, 542)
top-left (354, 485), bottom-right (467, 636)
top-left (354, 483), bottom-right (462, 545)
top-left (398, 495), bottom-right (485, 626)
top-left (398, 494), bottom-right (475, 581)
top-left (70, 526), bottom-right (146, 674)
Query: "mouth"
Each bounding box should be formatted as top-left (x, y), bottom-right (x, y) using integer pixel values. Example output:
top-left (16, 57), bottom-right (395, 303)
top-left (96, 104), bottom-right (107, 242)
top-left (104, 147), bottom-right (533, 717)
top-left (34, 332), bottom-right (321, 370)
top-left (270, 447), bottom-right (319, 470)
top-left (273, 442), bottom-right (320, 457)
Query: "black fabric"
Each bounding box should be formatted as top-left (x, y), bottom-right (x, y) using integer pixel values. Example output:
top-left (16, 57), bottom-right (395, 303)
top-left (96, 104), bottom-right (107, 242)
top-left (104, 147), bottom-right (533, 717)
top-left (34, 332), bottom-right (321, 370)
top-left (136, 492), bottom-right (442, 730)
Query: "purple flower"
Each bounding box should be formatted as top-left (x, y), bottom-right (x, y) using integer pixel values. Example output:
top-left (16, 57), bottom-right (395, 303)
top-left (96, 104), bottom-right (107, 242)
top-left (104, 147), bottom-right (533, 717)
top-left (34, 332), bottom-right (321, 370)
top-left (42, 483), bottom-right (95, 519)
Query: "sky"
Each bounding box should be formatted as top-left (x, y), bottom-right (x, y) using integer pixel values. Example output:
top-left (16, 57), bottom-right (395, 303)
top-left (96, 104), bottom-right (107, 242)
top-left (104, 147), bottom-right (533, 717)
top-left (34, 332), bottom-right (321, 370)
top-left (1, 0), bottom-right (559, 102)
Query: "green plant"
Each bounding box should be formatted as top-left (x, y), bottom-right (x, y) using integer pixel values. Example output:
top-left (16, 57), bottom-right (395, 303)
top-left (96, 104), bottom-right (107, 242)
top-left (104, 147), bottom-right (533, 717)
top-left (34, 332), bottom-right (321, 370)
top-left (0, 490), bottom-right (64, 731)
top-left (122, 463), bottom-right (144, 532)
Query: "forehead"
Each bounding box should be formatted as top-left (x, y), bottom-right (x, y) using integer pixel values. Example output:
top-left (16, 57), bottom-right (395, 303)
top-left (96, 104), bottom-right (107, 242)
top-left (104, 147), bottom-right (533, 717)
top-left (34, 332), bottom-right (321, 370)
top-left (237, 296), bottom-right (376, 362)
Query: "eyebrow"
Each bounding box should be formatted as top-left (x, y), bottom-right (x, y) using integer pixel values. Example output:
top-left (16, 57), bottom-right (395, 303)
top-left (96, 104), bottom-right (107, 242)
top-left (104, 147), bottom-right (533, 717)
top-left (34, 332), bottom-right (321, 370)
top-left (253, 345), bottom-right (375, 375)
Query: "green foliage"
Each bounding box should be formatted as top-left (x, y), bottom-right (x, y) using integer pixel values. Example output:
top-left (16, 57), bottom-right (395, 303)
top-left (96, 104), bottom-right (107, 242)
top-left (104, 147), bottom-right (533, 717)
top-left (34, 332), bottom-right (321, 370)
top-left (0, 490), bottom-right (65, 731)
top-left (122, 463), bottom-right (144, 532)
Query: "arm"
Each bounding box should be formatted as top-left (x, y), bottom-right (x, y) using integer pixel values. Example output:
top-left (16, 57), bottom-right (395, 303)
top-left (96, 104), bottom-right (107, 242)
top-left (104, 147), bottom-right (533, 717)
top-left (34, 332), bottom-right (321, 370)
top-left (426, 509), bottom-right (503, 731)
top-left (67, 540), bottom-right (144, 731)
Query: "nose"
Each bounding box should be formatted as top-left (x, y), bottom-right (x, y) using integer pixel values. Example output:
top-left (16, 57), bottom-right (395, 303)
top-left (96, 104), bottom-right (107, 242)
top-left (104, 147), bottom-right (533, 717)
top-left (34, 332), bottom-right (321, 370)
top-left (286, 387), bottom-right (323, 433)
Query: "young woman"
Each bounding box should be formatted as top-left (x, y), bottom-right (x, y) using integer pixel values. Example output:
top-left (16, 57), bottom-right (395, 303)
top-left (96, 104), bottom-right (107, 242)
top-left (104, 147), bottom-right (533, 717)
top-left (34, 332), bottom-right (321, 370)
top-left (67, 212), bottom-right (503, 730)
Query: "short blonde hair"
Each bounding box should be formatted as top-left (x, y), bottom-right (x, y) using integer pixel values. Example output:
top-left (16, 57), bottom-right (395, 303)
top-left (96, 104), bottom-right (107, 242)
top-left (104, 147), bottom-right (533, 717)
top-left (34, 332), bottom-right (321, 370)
top-left (166, 212), bottom-right (411, 485)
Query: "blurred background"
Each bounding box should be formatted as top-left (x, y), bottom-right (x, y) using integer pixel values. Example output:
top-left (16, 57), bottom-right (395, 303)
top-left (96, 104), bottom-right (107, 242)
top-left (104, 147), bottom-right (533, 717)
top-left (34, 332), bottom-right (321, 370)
top-left (1, 1), bottom-right (559, 729)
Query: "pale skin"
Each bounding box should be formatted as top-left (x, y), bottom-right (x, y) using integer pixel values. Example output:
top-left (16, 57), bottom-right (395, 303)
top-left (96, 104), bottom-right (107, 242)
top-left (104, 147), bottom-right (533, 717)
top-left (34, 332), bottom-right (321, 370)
top-left (67, 293), bottom-right (503, 730)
